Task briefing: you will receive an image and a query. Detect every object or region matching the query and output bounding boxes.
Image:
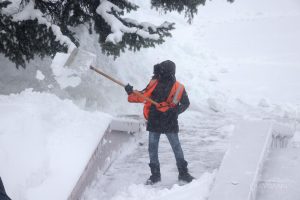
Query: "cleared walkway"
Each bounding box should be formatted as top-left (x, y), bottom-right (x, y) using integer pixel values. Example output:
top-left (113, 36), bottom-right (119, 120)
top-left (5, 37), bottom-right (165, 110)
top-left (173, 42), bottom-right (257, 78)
top-left (81, 111), bottom-right (232, 200)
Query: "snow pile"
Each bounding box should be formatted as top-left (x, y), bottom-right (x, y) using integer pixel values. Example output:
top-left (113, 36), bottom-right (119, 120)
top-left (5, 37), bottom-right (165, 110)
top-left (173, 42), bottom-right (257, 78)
top-left (0, 89), bottom-right (112, 200)
top-left (109, 172), bottom-right (214, 200)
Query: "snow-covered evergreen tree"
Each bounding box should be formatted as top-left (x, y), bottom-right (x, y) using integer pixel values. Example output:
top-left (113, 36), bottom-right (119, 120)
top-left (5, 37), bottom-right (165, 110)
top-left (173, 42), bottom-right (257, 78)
top-left (0, 0), bottom-right (233, 68)
top-left (0, 0), bottom-right (69, 68)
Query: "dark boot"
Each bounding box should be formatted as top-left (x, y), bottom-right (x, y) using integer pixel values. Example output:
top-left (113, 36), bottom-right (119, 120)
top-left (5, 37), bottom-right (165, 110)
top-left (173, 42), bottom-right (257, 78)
top-left (146, 163), bottom-right (161, 185)
top-left (177, 160), bottom-right (194, 183)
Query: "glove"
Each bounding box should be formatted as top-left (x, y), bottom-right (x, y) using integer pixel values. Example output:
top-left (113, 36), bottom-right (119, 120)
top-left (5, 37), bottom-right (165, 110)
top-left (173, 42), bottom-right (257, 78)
top-left (124, 84), bottom-right (133, 95)
top-left (156, 102), bottom-right (170, 112)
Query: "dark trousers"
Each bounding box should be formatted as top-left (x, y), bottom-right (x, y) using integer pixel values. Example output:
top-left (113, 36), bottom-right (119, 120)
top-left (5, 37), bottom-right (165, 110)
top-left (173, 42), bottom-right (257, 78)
top-left (0, 177), bottom-right (11, 200)
top-left (148, 132), bottom-right (186, 166)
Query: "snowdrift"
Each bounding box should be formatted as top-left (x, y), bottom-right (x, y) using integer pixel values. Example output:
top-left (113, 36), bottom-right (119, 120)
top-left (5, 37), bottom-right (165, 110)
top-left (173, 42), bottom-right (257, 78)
top-left (0, 89), bottom-right (111, 200)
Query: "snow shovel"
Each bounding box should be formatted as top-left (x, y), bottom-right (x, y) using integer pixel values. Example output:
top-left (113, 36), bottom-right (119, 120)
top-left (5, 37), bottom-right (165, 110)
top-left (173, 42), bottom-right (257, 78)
top-left (62, 48), bottom-right (159, 106)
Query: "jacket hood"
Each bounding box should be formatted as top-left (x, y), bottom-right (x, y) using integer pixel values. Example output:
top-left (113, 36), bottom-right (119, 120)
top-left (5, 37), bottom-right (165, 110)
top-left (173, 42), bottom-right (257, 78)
top-left (160, 60), bottom-right (176, 76)
top-left (152, 63), bottom-right (161, 79)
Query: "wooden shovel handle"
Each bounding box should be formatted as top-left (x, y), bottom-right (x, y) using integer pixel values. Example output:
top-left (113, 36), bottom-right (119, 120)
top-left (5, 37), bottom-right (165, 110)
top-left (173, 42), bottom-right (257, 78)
top-left (132, 90), bottom-right (158, 106)
top-left (90, 66), bottom-right (158, 106)
top-left (90, 66), bottom-right (126, 87)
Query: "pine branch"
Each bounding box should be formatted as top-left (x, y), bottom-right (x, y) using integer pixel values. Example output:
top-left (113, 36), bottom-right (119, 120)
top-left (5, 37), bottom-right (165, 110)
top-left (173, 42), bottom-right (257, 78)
top-left (95, 0), bottom-right (174, 58)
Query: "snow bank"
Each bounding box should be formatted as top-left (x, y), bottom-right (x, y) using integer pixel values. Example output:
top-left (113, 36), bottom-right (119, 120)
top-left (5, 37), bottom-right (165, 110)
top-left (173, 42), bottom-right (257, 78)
top-left (0, 89), bottom-right (112, 200)
top-left (109, 172), bottom-right (215, 200)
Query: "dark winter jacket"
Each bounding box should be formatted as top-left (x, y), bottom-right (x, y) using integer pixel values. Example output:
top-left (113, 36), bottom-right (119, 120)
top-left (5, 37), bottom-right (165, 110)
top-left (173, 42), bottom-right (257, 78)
top-left (146, 79), bottom-right (190, 133)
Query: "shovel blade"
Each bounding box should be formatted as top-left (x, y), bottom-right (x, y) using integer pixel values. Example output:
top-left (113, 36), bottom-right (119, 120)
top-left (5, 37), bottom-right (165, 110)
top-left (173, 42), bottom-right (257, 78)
top-left (63, 48), bottom-right (96, 71)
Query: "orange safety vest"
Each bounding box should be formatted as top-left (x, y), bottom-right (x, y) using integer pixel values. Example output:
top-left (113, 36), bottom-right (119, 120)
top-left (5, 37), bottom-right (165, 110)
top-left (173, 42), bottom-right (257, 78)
top-left (128, 79), bottom-right (185, 120)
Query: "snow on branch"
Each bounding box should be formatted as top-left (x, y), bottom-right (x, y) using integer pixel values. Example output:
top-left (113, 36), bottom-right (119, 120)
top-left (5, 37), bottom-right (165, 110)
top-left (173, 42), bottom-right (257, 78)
top-left (11, 1), bottom-right (76, 52)
top-left (124, 18), bottom-right (174, 33)
top-left (96, 0), bottom-right (172, 44)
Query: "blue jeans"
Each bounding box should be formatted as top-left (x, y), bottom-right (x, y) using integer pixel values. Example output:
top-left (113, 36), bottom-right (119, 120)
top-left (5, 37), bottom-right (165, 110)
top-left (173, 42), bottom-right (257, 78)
top-left (148, 132), bottom-right (185, 166)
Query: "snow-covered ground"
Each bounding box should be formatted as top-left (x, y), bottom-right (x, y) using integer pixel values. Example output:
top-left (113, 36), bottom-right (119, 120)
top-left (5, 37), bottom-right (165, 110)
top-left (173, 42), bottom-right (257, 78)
top-left (0, 0), bottom-right (300, 199)
top-left (81, 110), bottom-right (234, 200)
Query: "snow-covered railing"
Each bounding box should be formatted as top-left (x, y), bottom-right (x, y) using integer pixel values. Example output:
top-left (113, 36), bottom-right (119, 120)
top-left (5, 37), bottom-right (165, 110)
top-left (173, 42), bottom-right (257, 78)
top-left (271, 122), bottom-right (295, 148)
top-left (209, 120), bottom-right (295, 200)
top-left (68, 116), bottom-right (145, 200)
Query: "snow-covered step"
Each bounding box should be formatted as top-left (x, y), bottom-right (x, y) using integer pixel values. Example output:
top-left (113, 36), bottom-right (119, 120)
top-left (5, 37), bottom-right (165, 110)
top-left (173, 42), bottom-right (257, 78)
top-left (68, 117), bottom-right (144, 200)
top-left (209, 120), bottom-right (273, 200)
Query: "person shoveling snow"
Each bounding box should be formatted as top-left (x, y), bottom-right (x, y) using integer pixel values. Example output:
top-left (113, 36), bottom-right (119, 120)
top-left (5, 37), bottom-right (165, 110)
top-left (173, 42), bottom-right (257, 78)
top-left (125, 60), bottom-right (194, 185)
